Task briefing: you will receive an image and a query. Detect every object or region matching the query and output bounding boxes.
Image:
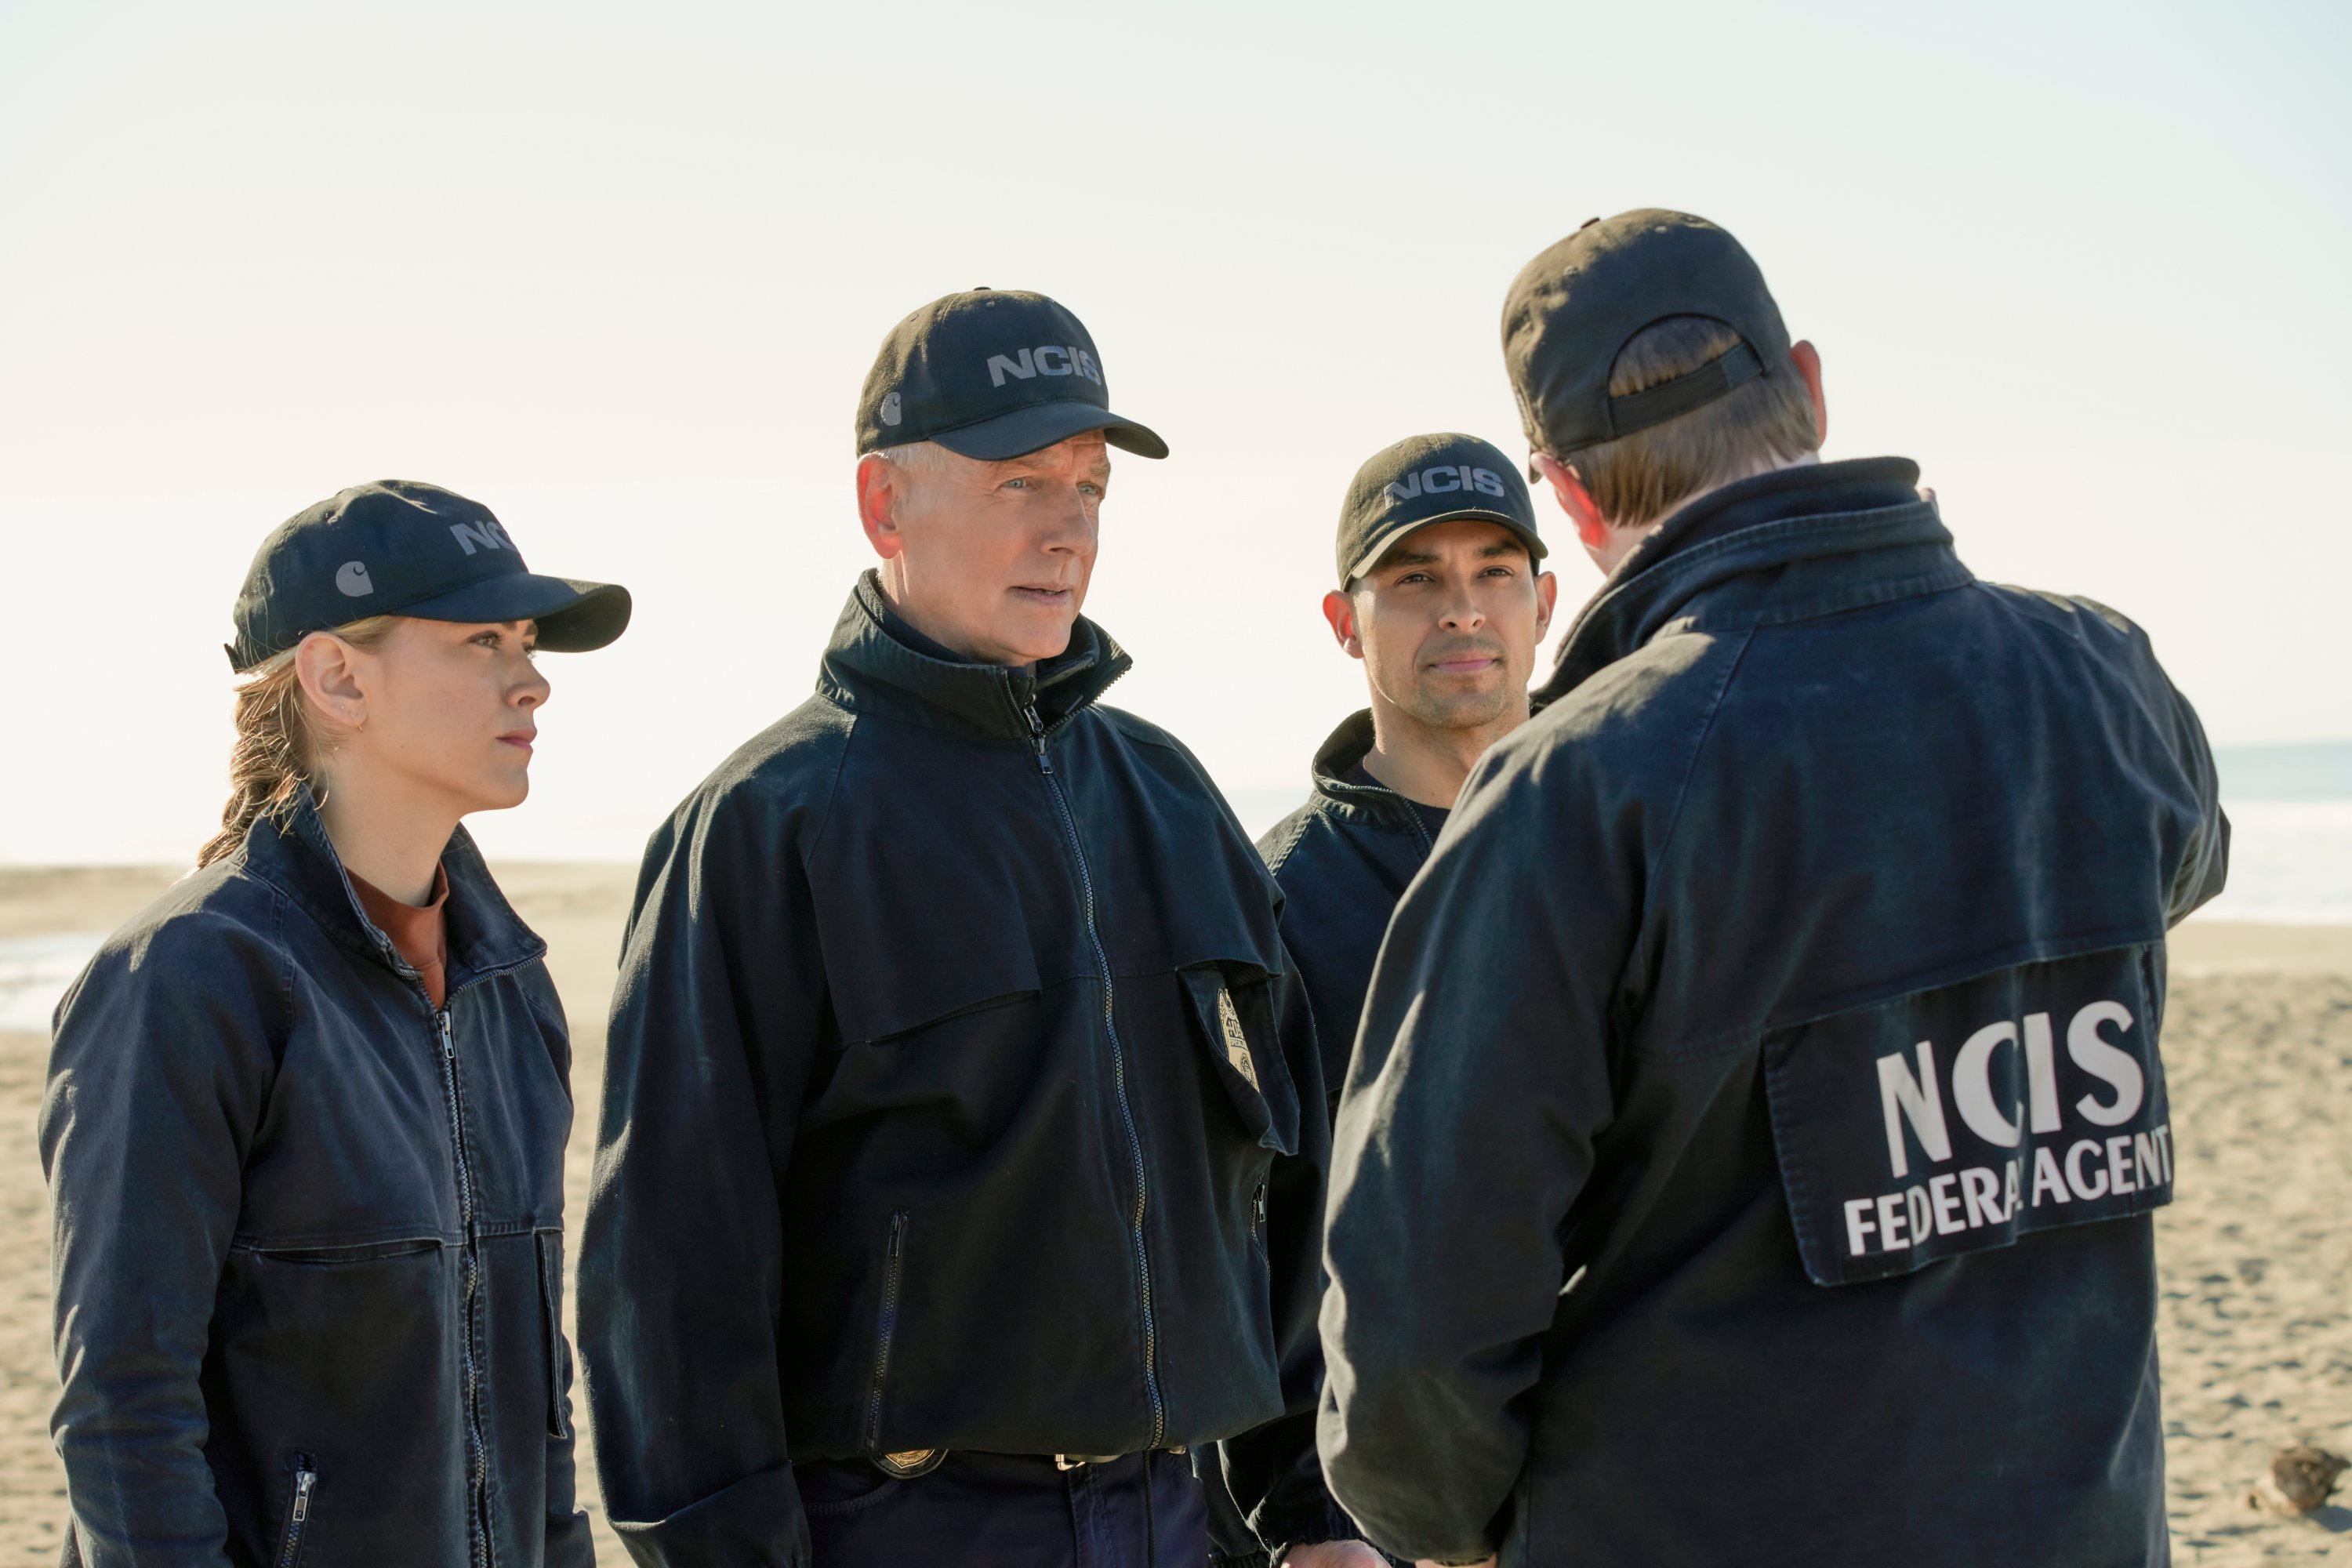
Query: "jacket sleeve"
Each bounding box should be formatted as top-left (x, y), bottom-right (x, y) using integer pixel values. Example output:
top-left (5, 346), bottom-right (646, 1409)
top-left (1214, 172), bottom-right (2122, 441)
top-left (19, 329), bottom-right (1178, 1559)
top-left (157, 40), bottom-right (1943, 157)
top-left (1316, 749), bottom-right (1636, 1565)
top-left (1218, 950), bottom-right (1360, 1555)
top-left (41, 919), bottom-right (278, 1567)
top-left (514, 964), bottom-right (598, 1568)
top-left (578, 785), bottom-right (829, 1567)
top-left (2159, 677), bottom-right (2228, 926)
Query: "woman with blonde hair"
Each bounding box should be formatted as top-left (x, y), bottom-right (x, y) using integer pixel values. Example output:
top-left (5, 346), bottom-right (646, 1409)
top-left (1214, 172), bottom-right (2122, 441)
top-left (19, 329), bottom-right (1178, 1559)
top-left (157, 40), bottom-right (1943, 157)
top-left (42, 481), bottom-right (630, 1566)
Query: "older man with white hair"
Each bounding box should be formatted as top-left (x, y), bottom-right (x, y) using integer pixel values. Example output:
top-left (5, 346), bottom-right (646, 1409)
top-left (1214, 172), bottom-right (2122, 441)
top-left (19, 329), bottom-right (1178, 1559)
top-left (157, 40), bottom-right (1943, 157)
top-left (581, 289), bottom-right (1376, 1568)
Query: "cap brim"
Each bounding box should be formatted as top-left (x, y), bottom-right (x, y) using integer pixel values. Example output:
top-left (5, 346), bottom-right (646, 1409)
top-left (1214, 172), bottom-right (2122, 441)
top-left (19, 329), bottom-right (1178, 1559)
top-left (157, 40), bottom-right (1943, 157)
top-left (1343, 510), bottom-right (1550, 586)
top-left (398, 574), bottom-right (633, 653)
top-left (930, 401), bottom-right (1169, 462)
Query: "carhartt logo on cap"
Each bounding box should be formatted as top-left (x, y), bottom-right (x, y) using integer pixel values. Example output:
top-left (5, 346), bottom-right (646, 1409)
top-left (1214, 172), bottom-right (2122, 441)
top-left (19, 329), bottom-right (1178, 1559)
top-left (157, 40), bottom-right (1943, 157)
top-left (1386, 466), bottom-right (1508, 506)
top-left (986, 346), bottom-right (1103, 388)
top-left (335, 561), bottom-right (373, 597)
top-left (880, 391), bottom-right (902, 427)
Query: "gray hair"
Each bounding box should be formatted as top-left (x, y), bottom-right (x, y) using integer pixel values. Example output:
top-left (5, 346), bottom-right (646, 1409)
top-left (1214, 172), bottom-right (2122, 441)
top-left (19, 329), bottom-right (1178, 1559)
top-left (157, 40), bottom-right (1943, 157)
top-left (868, 440), bottom-right (954, 477)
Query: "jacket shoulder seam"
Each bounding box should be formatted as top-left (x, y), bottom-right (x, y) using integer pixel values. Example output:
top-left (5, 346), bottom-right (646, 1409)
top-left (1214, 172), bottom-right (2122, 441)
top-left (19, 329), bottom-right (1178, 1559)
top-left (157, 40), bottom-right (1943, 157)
top-left (1259, 808), bottom-right (1315, 875)
top-left (1094, 705), bottom-right (1181, 750)
top-left (804, 706), bottom-right (860, 857)
top-left (1633, 626), bottom-right (1758, 956)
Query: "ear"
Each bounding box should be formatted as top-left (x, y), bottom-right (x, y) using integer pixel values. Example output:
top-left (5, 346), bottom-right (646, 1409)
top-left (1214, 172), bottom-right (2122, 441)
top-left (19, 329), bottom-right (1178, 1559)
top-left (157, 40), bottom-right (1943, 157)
top-left (1531, 568), bottom-right (1560, 641)
top-left (1531, 453), bottom-right (1611, 554)
top-left (856, 453), bottom-right (908, 561)
top-left (293, 630), bottom-right (369, 734)
top-left (1789, 339), bottom-right (1826, 448)
top-left (1320, 589), bottom-right (1365, 660)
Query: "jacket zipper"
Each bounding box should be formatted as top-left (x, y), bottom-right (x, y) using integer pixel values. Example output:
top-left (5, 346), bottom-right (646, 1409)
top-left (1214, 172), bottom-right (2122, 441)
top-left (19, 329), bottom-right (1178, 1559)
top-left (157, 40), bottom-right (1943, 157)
top-left (274, 1458), bottom-right (316, 1568)
top-left (436, 1008), bottom-right (492, 1568)
top-left (863, 1210), bottom-right (909, 1450)
top-left (1025, 702), bottom-right (1167, 1446)
top-left (1399, 797), bottom-right (1436, 856)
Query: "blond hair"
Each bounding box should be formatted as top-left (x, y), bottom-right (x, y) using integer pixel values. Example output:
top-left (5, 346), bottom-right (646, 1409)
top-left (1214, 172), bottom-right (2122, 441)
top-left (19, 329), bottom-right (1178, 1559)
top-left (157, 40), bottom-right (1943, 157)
top-left (1570, 316), bottom-right (1820, 530)
top-left (197, 617), bottom-right (400, 868)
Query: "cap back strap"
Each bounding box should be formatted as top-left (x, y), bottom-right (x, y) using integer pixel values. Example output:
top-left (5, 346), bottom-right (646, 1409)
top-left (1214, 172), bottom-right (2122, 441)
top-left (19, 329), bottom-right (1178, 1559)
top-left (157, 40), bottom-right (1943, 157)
top-left (1594, 338), bottom-right (1769, 446)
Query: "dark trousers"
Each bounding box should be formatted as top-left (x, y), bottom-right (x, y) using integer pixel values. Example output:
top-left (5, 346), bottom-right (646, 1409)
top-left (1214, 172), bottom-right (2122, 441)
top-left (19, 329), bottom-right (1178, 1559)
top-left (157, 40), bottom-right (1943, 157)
top-left (795, 1450), bottom-right (1209, 1568)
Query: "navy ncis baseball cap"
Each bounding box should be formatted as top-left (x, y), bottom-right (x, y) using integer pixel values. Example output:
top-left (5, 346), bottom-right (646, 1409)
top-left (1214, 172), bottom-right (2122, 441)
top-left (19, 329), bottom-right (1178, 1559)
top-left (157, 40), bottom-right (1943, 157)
top-left (227, 481), bottom-right (632, 671)
top-left (1502, 209), bottom-right (1791, 459)
top-left (1336, 432), bottom-right (1547, 587)
top-left (855, 288), bottom-right (1169, 462)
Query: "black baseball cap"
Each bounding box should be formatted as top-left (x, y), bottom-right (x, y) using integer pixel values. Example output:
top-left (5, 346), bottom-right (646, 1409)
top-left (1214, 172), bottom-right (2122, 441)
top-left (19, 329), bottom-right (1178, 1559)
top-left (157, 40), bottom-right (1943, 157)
top-left (227, 480), bottom-right (632, 671)
top-left (855, 288), bottom-right (1168, 462)
top-left (1336, 433), bottom-right (1547, 587)
top-left (1501, 209), bottom-right (1791, 458)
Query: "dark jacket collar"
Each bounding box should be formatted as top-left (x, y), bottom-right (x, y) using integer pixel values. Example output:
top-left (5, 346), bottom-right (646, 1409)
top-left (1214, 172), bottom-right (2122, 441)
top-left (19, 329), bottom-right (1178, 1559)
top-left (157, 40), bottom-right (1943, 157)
top-left (818, 570), bottom-right (1134, 743)
top-left (1304, 710), bottom-right (1422, 835)
top-left (1537, 456), bottom-right (1969, 705)
top-left (241, 789), bottom-right (545, 993)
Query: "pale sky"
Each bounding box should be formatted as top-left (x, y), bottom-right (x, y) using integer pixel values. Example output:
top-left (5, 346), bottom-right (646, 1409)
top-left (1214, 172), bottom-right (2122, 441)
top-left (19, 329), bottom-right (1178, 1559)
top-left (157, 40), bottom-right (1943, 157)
top-left (2, 0), bottom-right (2346, 864)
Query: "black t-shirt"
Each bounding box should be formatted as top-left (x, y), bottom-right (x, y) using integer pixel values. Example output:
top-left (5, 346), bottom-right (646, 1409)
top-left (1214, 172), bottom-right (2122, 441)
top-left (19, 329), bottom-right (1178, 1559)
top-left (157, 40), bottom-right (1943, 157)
top-left (1346, 760), bottom-right (1451, 841)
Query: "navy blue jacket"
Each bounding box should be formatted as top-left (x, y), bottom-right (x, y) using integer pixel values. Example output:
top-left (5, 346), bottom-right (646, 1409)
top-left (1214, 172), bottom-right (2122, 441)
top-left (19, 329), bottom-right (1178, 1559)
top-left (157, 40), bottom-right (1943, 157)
top-left (1220, 713), bottom-right (1436, 1567)
top-left (1319, 459), bottom-right (2227, 1567)
top-left (42, 800), bottom-right (591, 1568)
top-left (1257, 711), bottom-right (1439, 1105)
top-left (579, 576), bottom-right (1338, 1566)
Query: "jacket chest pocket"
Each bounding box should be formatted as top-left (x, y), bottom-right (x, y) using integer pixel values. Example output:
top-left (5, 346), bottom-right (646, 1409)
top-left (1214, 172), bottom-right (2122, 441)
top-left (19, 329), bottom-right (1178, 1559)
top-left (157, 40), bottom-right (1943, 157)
top-left (1180, 964), bottom-right (1299, 1156)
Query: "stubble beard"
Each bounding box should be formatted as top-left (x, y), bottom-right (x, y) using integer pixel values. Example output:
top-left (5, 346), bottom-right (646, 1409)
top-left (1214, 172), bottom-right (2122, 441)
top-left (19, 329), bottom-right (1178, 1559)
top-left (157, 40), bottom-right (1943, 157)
top-left (1398, 674), bottom-right (1514, 735)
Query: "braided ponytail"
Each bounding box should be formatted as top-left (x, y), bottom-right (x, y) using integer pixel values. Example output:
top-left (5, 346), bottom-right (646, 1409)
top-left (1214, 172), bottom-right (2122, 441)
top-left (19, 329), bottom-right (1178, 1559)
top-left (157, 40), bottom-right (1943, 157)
top-left (196, 617), bottom-right (400, 868)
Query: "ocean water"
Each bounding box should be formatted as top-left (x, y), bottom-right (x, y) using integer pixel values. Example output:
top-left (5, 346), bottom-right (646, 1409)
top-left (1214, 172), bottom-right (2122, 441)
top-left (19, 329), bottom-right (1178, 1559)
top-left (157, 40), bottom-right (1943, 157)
top-left (0, 933), bottom-right (107, 1035)
top-left (2196, 741), bottom-right (2352, 925)
top-left (3, 745), bottom-right (2345, 1038)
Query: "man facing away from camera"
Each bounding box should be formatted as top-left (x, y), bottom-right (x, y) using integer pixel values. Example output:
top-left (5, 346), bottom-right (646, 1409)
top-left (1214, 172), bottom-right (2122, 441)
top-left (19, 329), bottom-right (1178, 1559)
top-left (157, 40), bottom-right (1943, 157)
top-left (580, 289), bottom-right (1382, 1568)
top-left (1317, 212), bottom-right (2227, 1567)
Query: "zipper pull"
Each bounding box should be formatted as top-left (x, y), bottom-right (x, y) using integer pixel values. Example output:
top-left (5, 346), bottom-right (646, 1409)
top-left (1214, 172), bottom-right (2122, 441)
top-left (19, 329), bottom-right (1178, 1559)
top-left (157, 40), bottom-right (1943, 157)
top-left (1023, 704), bottom-right (1052, 775)
top-left (292, 1466), bottom-right (315, 1522)
top-left (437, 1011), bottom-right (454, 1059)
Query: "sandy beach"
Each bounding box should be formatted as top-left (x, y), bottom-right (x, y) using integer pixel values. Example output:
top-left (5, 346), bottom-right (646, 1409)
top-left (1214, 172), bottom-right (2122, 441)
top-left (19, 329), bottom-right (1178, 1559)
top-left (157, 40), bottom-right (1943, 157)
top-left (1, 866), bottom-right (2346, 1563)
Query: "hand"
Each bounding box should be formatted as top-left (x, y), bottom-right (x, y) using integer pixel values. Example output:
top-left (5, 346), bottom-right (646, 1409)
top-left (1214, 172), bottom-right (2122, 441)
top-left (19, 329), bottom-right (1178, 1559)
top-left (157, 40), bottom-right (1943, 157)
top-left (1279, 1544), bottom-right (1392, 1568)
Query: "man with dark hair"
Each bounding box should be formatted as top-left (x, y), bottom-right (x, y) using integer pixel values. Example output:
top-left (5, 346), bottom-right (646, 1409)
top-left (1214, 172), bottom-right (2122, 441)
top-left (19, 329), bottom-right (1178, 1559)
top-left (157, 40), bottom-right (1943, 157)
top-left (582, 289), bottom-right (1379, 1568)
top-left (1205, 434), bottom-right (1552, 1568)
top-left (1319, 211), bottom-right (2227, 1567)
top-left (1258, 431), bottom-right (1555, 1099)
